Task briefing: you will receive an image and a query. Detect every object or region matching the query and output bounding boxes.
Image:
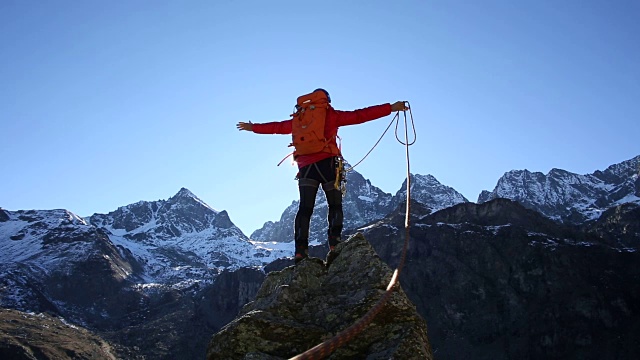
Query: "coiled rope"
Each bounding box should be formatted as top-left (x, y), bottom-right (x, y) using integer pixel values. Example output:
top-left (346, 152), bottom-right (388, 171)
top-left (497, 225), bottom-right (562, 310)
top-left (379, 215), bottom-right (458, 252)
top-left (290, 103), bottom-right (416, 360)
top-left (345, 104), bottom-right (416, 172)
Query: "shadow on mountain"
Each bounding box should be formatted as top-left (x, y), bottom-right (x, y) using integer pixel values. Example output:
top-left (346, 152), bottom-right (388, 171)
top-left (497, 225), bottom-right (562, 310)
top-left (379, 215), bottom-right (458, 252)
top-left (359, 198), bottom-right (640, 359)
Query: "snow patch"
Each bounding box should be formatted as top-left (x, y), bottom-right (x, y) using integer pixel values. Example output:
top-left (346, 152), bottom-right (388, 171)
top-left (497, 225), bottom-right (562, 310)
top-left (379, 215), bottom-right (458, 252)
top-left (614, 194), bottom-right (640, 206)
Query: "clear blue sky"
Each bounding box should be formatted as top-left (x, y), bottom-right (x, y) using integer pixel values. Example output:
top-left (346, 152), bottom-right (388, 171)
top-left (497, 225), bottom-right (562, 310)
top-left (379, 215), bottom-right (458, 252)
top-left (1, 0), bottom-right (639, 236)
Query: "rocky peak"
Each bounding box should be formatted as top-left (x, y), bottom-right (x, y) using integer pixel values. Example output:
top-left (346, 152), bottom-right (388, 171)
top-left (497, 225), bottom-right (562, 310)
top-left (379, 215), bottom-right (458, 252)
top-left (168, 187), bottom-right (215, 210)
top-left (89, 188), bottom-right (233, 239)
top-left (83, 189), bottom-right (282, 282)
top-left (250, 170), bottom-right (467, 245)
top-left (207, 233), bottom-right (432, 359)
top-left (212, 210), bottom-right (234, 229)
top-left (250, 168), bottom-right (394, 244)
top-left (392, 173), bottom-right (468, 212)
top-left (0, 208), bottom-right (10, 222)
top-left (594, 155), bottom-right (640, 183)
top-left (478, 155), bottom-right (640, 224)
top-left (173, 187), bottom-right (197, 199)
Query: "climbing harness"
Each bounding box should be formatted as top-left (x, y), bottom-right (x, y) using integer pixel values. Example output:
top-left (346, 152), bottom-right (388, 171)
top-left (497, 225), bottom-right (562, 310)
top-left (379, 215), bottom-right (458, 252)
top-left (290, 102), bottom-right (416, 360)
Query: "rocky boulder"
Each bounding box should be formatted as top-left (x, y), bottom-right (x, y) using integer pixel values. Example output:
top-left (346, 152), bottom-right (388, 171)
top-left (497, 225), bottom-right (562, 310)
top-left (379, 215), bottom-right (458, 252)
top-left (207, 233), bottom-right (432, 359)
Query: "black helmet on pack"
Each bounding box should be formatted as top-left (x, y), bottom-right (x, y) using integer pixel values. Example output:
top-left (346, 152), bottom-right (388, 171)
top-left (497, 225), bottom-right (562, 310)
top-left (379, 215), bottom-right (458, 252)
top-left (314, 88), bottom-right (331, 103)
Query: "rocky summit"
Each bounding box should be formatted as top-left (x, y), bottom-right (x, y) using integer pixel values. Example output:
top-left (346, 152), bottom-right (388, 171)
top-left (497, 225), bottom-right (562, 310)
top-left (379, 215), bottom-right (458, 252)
top-left (207, 233), bottom-right (433, 360)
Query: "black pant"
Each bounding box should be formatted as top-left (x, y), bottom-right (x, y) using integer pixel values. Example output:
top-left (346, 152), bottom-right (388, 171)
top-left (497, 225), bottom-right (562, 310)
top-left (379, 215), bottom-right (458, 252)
top-left (294, 156), bottom-right (343, 254)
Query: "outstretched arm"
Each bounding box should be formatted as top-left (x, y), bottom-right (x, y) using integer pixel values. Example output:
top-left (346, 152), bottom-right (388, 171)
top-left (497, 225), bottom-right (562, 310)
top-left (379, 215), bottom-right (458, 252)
top-left (236, 119), bottom-right (293, 134)
top-left (335, 100), bottom-right (408, 127)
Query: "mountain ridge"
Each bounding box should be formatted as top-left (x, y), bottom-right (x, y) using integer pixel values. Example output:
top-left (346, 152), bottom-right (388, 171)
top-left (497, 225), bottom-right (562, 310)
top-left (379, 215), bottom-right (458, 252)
top-left (478, 154), bottom-right (640, 223)
top-left (250, 170), bottom-right (468, 245)
top-left (356, 197), bottom-right (639, 358)
top-left (1, 154), bottom-right (639, 359)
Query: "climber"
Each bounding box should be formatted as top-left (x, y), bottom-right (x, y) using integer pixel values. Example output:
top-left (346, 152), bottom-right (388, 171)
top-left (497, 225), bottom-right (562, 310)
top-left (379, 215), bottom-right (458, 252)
top-left (237, 88), bottom-right (408, 264)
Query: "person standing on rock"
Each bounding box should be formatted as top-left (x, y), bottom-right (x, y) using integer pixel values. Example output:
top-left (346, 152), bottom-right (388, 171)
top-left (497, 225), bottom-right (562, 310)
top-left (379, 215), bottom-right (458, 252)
top-left (237, 88), bottom-right (408, 264)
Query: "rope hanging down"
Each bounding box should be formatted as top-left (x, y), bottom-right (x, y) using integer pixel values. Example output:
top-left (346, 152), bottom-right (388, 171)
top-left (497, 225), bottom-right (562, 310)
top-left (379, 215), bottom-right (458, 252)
top-left (290, 102), bottom-right (416, 360)
top-left (345, 104), bottom-right (416, 172)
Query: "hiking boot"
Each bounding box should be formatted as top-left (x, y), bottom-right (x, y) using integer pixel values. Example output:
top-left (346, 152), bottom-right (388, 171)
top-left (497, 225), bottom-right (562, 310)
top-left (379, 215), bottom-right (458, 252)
top-left (328, 235), bottom-right (342, 249)
top-left (295, 247), bottom-right (309, 265)
top-left (295, 253), bottom-right (308, 264)
top-left (326, 236), bottom-right (341, 266)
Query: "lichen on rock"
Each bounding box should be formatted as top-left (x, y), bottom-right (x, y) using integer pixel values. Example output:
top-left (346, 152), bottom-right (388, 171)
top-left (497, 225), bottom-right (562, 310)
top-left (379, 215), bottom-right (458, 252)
top-left (207, 233), bottom-right (432, 360)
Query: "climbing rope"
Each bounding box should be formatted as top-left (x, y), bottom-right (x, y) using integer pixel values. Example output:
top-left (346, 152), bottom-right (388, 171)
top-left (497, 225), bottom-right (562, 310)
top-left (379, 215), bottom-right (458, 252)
top-left (290, 102), bottom-right (415, 360)
top-left (345, 103), bottom-right (416, 172)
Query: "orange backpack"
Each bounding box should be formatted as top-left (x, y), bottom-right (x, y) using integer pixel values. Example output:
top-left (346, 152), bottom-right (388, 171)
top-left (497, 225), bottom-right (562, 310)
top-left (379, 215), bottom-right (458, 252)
top-left (289, 89), bottom-right (340, 158)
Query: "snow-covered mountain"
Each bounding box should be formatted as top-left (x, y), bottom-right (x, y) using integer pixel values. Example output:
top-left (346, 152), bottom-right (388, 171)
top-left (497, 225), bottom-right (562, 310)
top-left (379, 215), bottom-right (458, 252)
top-left (2, 156), bottom-right (639, 359)
top-left (478, 155), bottom-right (640, 223)
top-left (0, 189), bottom-right (291, 297)
top-left (391, 173), bottom-right (469, 212)
top-left (0, 208), bottom-right (138, 316)
top-left (0, 190), bottom-right (283, 358)
top-left (251, 169), bottom-right (468, 244)
top-left (86, 188), bottom-right (291, 284)
top-left (250, 168), bottom-right (394, 245)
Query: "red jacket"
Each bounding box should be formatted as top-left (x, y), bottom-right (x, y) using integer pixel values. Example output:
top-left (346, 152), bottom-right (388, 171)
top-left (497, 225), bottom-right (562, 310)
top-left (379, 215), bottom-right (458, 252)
top-left (252, 103), bottom-right (392, 168)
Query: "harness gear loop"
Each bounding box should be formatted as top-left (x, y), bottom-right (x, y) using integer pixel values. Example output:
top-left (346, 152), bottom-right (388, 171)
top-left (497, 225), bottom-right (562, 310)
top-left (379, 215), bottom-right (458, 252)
top-left (290, 102), bottom-right (416, 360)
